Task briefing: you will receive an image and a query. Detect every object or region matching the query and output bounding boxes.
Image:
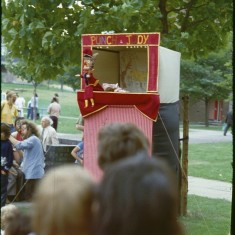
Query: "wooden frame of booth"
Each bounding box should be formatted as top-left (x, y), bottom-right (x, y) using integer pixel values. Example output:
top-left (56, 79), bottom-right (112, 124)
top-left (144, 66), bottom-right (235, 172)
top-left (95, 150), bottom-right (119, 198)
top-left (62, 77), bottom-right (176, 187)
top-left (77, 33), bottom-right (161, 180)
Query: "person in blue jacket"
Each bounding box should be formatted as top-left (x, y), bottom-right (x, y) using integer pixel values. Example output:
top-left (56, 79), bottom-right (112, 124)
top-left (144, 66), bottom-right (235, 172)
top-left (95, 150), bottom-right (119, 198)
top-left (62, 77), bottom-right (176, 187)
top-left (1, 123), bottom-right (14, 207)
top-left (9, 120), bottom-right (45, 201)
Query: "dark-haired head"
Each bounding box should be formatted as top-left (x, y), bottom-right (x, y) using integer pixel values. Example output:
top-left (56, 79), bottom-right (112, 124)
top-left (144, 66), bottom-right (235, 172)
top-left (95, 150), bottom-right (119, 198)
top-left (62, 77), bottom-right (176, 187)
top-left (20, 120), bottom-right (40, 139)
top-left (1, 123), bottom-right (11, 139)
top-left (14, 117), bottom-right (25, 127)
top-left (93, 154), bottom-right (185, 235)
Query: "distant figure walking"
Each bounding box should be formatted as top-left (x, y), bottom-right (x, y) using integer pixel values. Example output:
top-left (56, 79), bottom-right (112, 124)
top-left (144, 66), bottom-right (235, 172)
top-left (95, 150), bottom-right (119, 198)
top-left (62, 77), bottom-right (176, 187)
top-left (26, 100), bottom-right (31, 119)
top-left (30, 93), bottom-right (39, 120)
top-left (224, 110), bottom-right (233, 136)
top-left (47, 97), bottom-right (61, 131)
top-left (15, 93), bottom-right (25, 117)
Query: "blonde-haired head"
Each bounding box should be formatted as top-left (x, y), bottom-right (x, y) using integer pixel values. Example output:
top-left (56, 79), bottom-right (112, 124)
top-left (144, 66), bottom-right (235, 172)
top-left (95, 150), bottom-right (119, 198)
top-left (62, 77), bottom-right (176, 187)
top-left (32, 164), bottom-right (95, 235)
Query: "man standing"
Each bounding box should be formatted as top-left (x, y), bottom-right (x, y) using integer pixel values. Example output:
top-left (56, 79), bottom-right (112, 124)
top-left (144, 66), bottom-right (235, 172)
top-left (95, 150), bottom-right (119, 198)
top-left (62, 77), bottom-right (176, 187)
top-left (15, 93), bottom-right (25, 117)
top-left (224, 110), bottom-right (233, 136)
top-left (9, 120), bottom-right (45, 201)
top-left (47, 97), bottom-right (61, 131)
top-left (1, 91), bottom-right (18, 133)
top-left (30, 93), bottom-right (39, 120)
top-left (37, 116), bottom-right (59, 153)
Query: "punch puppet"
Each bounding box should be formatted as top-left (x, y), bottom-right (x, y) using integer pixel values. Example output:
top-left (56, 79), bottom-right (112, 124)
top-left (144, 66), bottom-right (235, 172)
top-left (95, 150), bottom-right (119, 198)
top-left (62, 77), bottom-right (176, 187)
top-left (81, 48), bottom-right (100, 108)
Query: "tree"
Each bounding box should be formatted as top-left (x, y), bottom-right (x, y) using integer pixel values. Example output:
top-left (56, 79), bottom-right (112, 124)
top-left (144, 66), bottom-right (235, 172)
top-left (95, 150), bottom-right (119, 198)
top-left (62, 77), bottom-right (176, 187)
top-left (60, 65), bottom-right (81, 91)
top-left (2, 0), bottom-right (233, 83)
top-left (77, 0), bottom-right (233, 58)
top-left (180, 48), bottom-right (232, 126)
top-left (2, 0), bottom-right (82, 83)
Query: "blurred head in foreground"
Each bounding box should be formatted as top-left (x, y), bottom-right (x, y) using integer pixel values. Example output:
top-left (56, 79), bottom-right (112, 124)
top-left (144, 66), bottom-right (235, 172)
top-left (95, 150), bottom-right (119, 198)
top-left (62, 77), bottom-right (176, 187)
top-left (32, 165), bottom-right (96, 235)
top-left (97, 122), bottom-right (150, 170)
top-left (93, 153), bottom-right (185, 235)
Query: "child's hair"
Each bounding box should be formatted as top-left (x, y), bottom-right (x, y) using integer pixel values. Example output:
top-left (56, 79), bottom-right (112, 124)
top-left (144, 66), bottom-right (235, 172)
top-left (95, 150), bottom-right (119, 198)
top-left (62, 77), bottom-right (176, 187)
top-left (14, 117), bottom-right (25, 127)
top-left (1, 204), bottom-right (20, 230)
top-left (97, 122), bottom-right (150, 170)
top-left (1, 123), bottom-right (11, 139)
top-left (4, 213), bottom-right (33, 235)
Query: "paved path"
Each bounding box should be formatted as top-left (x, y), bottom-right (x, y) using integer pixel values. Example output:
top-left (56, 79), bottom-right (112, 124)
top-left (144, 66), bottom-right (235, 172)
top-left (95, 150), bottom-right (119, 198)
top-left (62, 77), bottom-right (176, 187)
top-left (188, 176), bottom-right (232, 202)
top-left (183, 128), bottom-right (233, 144)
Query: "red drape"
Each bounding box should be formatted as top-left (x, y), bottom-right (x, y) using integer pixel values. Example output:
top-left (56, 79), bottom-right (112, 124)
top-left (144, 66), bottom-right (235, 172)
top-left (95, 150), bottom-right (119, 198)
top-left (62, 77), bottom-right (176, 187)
top-left (77, 91), bottom-right (160, 121)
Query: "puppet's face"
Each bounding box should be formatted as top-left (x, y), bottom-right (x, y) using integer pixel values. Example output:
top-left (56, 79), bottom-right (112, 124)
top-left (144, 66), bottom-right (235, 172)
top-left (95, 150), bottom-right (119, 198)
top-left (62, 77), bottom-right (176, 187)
top-left (83, 57), bottom-right (93, 71)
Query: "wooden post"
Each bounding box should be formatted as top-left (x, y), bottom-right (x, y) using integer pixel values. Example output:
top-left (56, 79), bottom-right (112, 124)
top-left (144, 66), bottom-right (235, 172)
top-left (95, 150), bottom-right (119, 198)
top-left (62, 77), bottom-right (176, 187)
top-left (180, 94), bottom-right (189, 215)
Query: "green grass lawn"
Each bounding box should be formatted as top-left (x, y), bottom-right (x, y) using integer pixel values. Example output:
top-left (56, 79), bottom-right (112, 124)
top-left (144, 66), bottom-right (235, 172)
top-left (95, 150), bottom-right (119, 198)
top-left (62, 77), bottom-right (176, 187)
top-left (181, 195), bottom-right (231, 235)
top-left (188, 142), bottom-right (233, 182)
top-left (181, 141), bottom-right (233, 234)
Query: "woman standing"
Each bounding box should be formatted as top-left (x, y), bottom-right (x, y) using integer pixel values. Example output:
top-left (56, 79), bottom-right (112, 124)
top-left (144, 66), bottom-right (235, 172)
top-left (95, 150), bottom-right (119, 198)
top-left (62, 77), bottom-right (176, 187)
top-left (9, 120), bottom-right (45, 201)
top-left (1, 91), bottom-right (18, 133)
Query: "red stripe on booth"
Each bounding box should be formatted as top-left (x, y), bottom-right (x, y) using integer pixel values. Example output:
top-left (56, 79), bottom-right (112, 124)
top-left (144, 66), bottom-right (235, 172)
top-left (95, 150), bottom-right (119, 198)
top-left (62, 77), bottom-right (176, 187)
top-left (148, 46), bottom-right (159, 92)
top-left (83, 105), bottom-right (153, 181)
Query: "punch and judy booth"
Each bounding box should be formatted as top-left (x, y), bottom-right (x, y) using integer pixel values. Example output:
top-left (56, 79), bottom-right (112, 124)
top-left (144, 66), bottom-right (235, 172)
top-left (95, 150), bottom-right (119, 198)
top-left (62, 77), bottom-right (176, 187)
top-left (77, 32), bottom-right (181, 180)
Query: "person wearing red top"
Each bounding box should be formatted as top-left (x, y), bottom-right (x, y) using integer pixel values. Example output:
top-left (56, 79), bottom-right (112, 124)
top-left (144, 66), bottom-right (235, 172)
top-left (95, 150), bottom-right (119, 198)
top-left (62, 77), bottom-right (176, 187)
top-left (11, 117), bottom-right (25, 161)
top-left (7, 117), bottom-right (25, 202)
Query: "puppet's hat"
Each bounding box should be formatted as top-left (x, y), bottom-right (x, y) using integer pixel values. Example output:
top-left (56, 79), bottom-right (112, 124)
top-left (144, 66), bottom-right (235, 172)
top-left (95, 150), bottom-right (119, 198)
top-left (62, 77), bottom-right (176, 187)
top-left (83, 48), bottom-right (92, 58)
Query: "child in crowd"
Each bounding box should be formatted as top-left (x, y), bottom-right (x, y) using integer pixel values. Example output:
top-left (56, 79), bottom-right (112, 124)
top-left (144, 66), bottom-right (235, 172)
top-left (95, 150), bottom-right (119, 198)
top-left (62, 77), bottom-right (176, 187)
top-left (97, 122), bottom-right (150, 170)
top-left (71, 141), bottom-right (84, 166)
top-left (1, 204), bottom-right (20, 234)
top-left (7, 117), bottom-right (25, 202)
top-left (1, 123), bottom-right (14, 207)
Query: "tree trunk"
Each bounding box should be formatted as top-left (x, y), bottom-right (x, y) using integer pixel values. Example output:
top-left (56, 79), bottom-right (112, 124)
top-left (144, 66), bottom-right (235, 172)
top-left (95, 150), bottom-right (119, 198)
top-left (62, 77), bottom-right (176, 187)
top-left (180, 95), bottom-right (189, 216)
top-left (60, 80), bottom-right (64, 91)
top-left (205, 98), bottom-right (209, 127)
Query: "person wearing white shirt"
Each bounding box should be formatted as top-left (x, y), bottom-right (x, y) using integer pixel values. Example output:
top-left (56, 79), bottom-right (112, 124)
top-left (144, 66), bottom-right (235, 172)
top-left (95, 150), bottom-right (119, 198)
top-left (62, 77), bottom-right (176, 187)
top-left (37, 116), bottom-right (59, 153)
top-left (15, 93), bottom-right (25, 117)
top-left (30, 93), bottom-right (39, 120)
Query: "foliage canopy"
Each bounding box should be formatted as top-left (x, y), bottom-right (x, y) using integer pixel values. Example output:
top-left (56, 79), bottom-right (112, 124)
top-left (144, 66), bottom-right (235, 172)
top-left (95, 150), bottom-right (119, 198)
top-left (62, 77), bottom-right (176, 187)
top-left (1, 0), bottom-right (233, 83)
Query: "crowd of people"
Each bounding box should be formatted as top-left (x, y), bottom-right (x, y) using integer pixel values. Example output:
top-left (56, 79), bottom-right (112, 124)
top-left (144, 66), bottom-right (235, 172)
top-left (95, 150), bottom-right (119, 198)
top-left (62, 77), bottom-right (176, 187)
top-left (1, 91), bottom-right (62, 206)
